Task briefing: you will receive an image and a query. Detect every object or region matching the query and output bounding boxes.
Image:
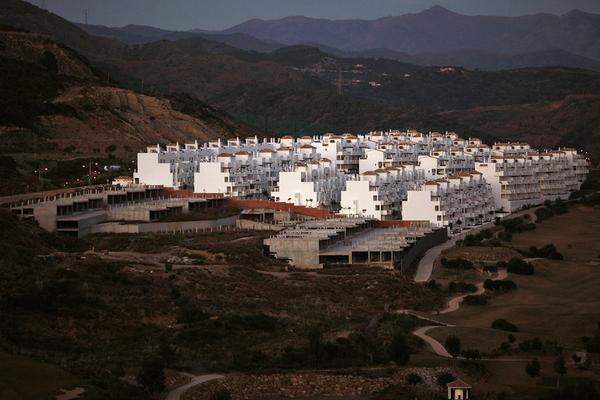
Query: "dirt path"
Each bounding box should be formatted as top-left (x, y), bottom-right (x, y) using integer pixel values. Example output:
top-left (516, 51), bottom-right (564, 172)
top-left (403, 268), bottom-right (530, 361)
top-left (165, 373), bottom-right (224, 400)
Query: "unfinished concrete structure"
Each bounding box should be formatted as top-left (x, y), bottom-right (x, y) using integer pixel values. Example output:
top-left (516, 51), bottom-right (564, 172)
top-left (264, 219), bottom-right (447, 270)
top-left (8, 185), bottom-right (225, 237)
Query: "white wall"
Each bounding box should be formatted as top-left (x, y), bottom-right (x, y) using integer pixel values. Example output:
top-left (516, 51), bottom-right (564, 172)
top-left (340, 180), bottom-right (382, 219)
top-left (272, 171), bottom-right (318, 207)
top-left (134, 153), bottom-right (174, 187)
top-left (194, 162), bottom-right (228, 194)
top-left (402, 190), bottom-right (439, 225)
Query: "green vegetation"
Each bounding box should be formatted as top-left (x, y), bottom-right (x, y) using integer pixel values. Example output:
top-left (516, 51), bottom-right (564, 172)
top-left (535, 200), bottom-right (569, 222)
top-left (447, 281), bottom-right (477, 294)
top-left (498, 216), bottom-right (536, 234)
top-left (458, 229), bottom-right (493, 246)
top-left (444, 335), bottom-right (461, 357)
top-left (525, 358), bottom-right (541, 378)
top-left (491, 319), bottom-right (519, 332)
top-left (484, 279), bottom-right (517, 292)
top-left (463, 294), bottom-right (488, 306)
top-left (436, 372), bottom-right (456, 387)
top-left (506, 258), bottom-right (535, 275)
top-left (521, 244), bottom-right (564, 260)
top-left (440, 257), bottom-right (473, 270)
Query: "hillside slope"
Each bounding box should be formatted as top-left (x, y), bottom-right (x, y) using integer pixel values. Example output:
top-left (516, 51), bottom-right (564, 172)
top-left (443, 94), bottom-right (600, 163)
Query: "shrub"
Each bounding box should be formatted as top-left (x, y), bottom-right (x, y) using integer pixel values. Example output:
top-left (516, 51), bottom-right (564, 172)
top-left (212, 389), bottom-right (232, 400)
top-left (461, 349), bottom-right (481, 360)
top-left (405, 373), bottom-right (422, 385)
top-left (524, 244), bottom-right (563, 260)
top-left (507, 258), bottom-right (534, 275)
top-left (448, 281), bottom-right (477, 293)
top-left (526, 358), bottom-right (541, 378)
top-left (436, 372), bottom-right (456, 386)
top-left (491, 319), bottom-right (518, 332)
top-left (441, 258), bottom-right (473, 270)
top-left (463, 294), bottom-right (488, 306)
top-left (444, 335), bottom-right (461, 357)
top-left (518, 337), bottom-right (543, 352)
top-left (498, 231), bottom-right (512, 242)
top-left (500, 216), bottom-right (536, 233)
top-left (388, 332), bottom-right (411, 365)
top-left (137, 356), bottom-right (165, 394)
top-left (484, 279), bottom-right (517, 292)
top-left (105, 144), bottom-right (117, 153)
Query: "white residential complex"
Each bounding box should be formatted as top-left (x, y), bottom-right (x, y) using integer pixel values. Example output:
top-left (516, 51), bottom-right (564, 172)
top-left (134, 131), bottom-right (589, 231)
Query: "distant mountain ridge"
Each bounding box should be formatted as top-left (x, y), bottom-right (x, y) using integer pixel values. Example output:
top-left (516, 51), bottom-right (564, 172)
top-left (74, 8), bottom-right (600, 72)
top-left (218, 6), bottom-right (600, 61)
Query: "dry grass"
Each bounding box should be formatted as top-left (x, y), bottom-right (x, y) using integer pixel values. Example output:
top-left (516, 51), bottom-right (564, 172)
top-left (439, 205), bottom-right (600, 349)
top-left (0, 352), bottom-right (81, 400)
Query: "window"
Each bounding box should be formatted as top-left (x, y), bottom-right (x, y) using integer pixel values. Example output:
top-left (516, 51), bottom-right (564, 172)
top-left (373, 195), bottom-right (378, 201)
top-left (375, 205), bottom-right (380, 211)
top-left (224, 176), bottom-right (229, 182)
top-left (437, 215), bottom-right (442, 221)
top-left (435, 205), bottom-right (439, 211)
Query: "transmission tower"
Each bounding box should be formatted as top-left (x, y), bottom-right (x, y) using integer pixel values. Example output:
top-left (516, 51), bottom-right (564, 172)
top-left (40, 0), bottom-right (47, 10)
top-left (83, 9), bottom-right (89, 25)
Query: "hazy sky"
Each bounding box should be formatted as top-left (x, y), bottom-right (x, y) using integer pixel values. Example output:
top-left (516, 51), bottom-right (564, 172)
top-left (31, 0), bottom-right (600, 30)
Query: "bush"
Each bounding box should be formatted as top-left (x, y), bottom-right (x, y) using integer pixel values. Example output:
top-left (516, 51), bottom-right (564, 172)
top-left (448, 281), bottom-right (478, 293)
top-left (137, 356), bottom-right (165, 394)
top-left (463, 294), bottom-right (488, 306)
top-left (525, 358), bottom-right (541, 378)
top-left (484, 279), bottom-right (517, 292)
top-left (441, 258), bottom-right (473, 270)
top-left (461, 349), bottom-right (481, 360)
top-left (524, 244), bottom-right (563, 260)
top-left (388, 332), bottom-right (411, 365)
top-left (519, 337), bottom-right (543, 352)
top-left (405, 373), bottom-right (422, 385)
top-left (212, 389), bottom-right (232, 400)
top-left (507, 258), bottom-right (534, 275)
top-left (436, 372), bottom-right (456, 386)
top-left (444, 335), bottom-right (461, 357)
top-left (500, 216), bottom-right (536, 233)
top-left (491, 319), bottom-right (518, 332)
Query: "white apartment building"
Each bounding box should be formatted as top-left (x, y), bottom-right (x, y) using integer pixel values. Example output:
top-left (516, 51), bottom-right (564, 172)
top-left (402, 172), bottom-right (495, 233)
top-left (271, 159), bottom-right (346, 207)
top-left (340, 165), bottom-right (424, 220)
top-left (476, 146), bottom-right (588, 212)
top-left (134, 133), bottom-right (589, 220)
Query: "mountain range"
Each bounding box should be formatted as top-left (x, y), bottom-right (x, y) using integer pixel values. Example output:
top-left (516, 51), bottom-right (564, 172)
top-left (219, 6), bottom-right (600, 61)
top-left (71, 6), bottom-right (600, 72)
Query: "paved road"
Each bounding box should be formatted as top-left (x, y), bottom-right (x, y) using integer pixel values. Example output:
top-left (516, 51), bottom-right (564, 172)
top-left (165, 373), bottom-right (224, 400)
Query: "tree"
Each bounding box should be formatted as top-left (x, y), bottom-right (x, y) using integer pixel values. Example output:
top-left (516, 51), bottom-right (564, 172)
top-left (40, 51), bottom-right (58, 73)
top-left (444, 335), bottom-right (461, 358)
top-left (308, 327), bottom-right (323, 360)
top-left (388, 332), bottom-right (411, 365)
top-left (525, 358), bottom-right (541, 378)
top-left (137, 356), bottom-right (166, 394)
top-left (405, 373), bottom-right (422, 385)
top-left (212, 388), bottom-right (232, 400)
top-left (553, 356), bottom-right (567, 389)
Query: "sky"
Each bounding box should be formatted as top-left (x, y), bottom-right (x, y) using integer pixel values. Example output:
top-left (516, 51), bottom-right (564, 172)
top-left (30, 0), bottom-right (600, 31)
